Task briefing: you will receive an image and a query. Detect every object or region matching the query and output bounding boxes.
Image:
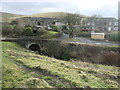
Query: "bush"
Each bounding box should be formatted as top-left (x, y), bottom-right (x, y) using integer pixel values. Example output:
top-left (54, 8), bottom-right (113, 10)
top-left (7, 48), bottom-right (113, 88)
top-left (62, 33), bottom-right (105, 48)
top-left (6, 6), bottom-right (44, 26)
top-left (106, 32), bottom-right (120, 41)
top-left (102, 51), bottom-right (119, 66)
top-left (23, 26), bottom-right (34, 36)
top-left (50, 25), bottom-right (59, 32)
top-left (10, 20), bottom-right (18, 25)
top-left (60, 50), bottom-right (71, 60)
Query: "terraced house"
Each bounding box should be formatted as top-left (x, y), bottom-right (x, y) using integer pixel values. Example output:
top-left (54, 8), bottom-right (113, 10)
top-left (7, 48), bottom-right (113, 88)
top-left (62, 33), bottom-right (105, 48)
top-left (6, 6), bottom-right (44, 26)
top-left (86, 17), bottom-right (118, 32)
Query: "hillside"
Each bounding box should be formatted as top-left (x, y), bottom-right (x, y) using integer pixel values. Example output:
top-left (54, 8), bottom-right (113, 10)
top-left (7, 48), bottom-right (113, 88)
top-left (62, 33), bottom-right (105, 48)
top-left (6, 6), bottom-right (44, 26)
top-left (0, 12), bottom-right (24, 22)
top-left (2, 41), bottom-right (119, 88)
top-left (30, 12), bottom-right (89, 18)
top-left (0, 12), bottom-right (89, 23)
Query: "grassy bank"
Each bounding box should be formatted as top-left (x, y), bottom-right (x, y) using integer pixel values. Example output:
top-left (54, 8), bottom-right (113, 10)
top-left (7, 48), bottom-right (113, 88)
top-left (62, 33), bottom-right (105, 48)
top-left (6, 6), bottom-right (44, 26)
top-left (40, 31), bottom-right (60, 39)
top-left (2, 41), bottom-right (119, 88)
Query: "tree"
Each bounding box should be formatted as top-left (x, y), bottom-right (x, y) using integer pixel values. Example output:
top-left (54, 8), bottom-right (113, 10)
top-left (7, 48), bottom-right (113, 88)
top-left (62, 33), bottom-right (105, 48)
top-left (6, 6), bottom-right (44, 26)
top-left (10, 18), bottom-right (28, 36)
top-left (61, 13), bottom-right (82, 38)
top-left (10, 20), bottom-right (18, 36)
top-left (23, 25), bottom-right (33, 36)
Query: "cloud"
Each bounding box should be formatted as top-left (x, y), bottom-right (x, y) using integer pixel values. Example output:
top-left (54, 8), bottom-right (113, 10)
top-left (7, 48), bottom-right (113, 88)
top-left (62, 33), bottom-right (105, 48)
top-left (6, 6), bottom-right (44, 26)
top-left (1, 0), bottom-right (119, 18)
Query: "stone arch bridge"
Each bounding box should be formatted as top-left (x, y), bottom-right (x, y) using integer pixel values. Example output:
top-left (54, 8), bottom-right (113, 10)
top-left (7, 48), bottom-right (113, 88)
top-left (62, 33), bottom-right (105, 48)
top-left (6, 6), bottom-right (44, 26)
top-left (2, 38), bottom-right (61, 53)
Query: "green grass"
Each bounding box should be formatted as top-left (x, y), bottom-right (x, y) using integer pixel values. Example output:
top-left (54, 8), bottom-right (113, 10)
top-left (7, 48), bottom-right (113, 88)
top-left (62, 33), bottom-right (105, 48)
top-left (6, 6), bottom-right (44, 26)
top-left (2, 42), bottom-right (52, 88)
top-left (48, 31), bottom-right (58, 35)
top-left (2, 41), bottom-right (119, 88)
top-left (40, 31), bottom-right (59, 39)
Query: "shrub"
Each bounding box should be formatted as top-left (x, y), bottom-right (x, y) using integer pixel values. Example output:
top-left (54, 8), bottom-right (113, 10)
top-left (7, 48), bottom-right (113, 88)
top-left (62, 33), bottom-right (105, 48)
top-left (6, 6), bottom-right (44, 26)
top-left (50, 25), bottom-right (59, 32)
top-left (23, 26), bottom-right (33, 36)
top-left (10, 20), bottom-right (18, 25)
top-left (106, 32), bottom-right (120, 41)
top-left (102, 51), bottom-right (119, 66)
top-left (60, 50), bottom-right (71, 60)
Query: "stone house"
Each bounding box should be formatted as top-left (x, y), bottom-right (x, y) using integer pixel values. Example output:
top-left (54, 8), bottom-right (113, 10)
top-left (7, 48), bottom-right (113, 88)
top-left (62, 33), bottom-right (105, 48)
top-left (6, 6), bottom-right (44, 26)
top-left (86, 17), bottom-right (118, 32)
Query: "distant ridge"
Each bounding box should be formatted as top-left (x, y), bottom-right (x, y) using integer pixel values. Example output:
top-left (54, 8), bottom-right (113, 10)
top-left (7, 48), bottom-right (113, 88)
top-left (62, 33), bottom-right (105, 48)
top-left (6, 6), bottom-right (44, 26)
top-left (30, 12), bottom-right (89, 18)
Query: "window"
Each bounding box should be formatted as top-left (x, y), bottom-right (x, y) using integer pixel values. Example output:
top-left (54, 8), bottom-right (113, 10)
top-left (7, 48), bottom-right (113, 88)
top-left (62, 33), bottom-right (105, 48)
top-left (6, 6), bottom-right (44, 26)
top-left (114, 27), bottom-right (118, 30)
top-left (115, 22), bottom-right (118, 25)
top-left (87, 22), bottom-right (90, 25)
top-left (109, 22), bottom-right (112, 25)
top-left (92, 22), bottom-right (95, 25)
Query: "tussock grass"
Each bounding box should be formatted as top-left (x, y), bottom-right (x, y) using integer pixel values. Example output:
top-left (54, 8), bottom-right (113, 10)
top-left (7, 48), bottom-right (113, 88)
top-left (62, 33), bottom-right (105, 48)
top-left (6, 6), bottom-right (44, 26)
top-left (2, 42), bottom-right (119, 88)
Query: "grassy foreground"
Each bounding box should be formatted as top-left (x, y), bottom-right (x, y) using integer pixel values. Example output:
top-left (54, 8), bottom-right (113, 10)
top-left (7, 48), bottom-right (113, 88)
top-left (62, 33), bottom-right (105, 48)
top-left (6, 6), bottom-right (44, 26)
top-left (2, 42), bottom-right (119, 88)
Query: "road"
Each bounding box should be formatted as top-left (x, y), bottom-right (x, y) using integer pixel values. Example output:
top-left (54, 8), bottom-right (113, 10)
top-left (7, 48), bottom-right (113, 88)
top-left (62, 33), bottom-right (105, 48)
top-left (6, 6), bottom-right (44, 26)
top-left (58, 33), bottom-right (119, 46)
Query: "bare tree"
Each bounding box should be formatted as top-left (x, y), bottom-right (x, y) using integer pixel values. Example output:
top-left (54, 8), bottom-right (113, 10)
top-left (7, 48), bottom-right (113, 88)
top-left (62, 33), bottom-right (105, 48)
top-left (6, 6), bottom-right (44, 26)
top-left (91, 14), bottom-right (102, 32)
top-left (61, 13), bottom-right (82, 38)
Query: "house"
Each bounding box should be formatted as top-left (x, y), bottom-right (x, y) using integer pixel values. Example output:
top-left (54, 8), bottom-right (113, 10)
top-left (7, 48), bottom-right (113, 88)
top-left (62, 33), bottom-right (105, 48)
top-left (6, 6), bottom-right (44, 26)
top-left (54, 21), bottom-right (65, 26)
top-left (86, 17), bottom-right (118, 32)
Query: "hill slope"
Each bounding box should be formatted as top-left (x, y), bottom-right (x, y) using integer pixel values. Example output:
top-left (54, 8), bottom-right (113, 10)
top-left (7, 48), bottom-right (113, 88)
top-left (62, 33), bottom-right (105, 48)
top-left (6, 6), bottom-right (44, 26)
top-left (0, 12), bottom-right (24, 22)
top-left (0, 12), bottom-right (89, 22)
top-left (30, 12), bottom-right (89, 18)
top-left (2, 41), bottom-right (119, 88)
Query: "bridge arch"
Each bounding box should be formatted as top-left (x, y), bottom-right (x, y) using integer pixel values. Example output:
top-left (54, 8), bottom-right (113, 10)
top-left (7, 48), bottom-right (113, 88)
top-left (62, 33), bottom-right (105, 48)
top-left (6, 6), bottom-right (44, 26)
top-left (27, 43), bottom-right (41, 52)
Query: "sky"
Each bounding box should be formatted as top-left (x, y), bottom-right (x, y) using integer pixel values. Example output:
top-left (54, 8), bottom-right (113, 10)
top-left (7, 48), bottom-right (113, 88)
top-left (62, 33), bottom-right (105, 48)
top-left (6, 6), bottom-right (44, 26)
top-left (0, 0), bottom-right (119, 18)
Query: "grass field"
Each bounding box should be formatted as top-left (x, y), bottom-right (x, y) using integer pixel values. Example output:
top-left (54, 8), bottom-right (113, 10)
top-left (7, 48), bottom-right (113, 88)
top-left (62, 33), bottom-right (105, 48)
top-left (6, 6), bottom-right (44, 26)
top-left (2, 41), bottom-right (119, 88)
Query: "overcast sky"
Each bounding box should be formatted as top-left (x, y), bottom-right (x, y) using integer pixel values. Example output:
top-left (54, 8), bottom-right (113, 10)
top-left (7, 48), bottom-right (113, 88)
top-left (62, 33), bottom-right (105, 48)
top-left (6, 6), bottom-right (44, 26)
top-left (0, 0), bottom-right (119, 18)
